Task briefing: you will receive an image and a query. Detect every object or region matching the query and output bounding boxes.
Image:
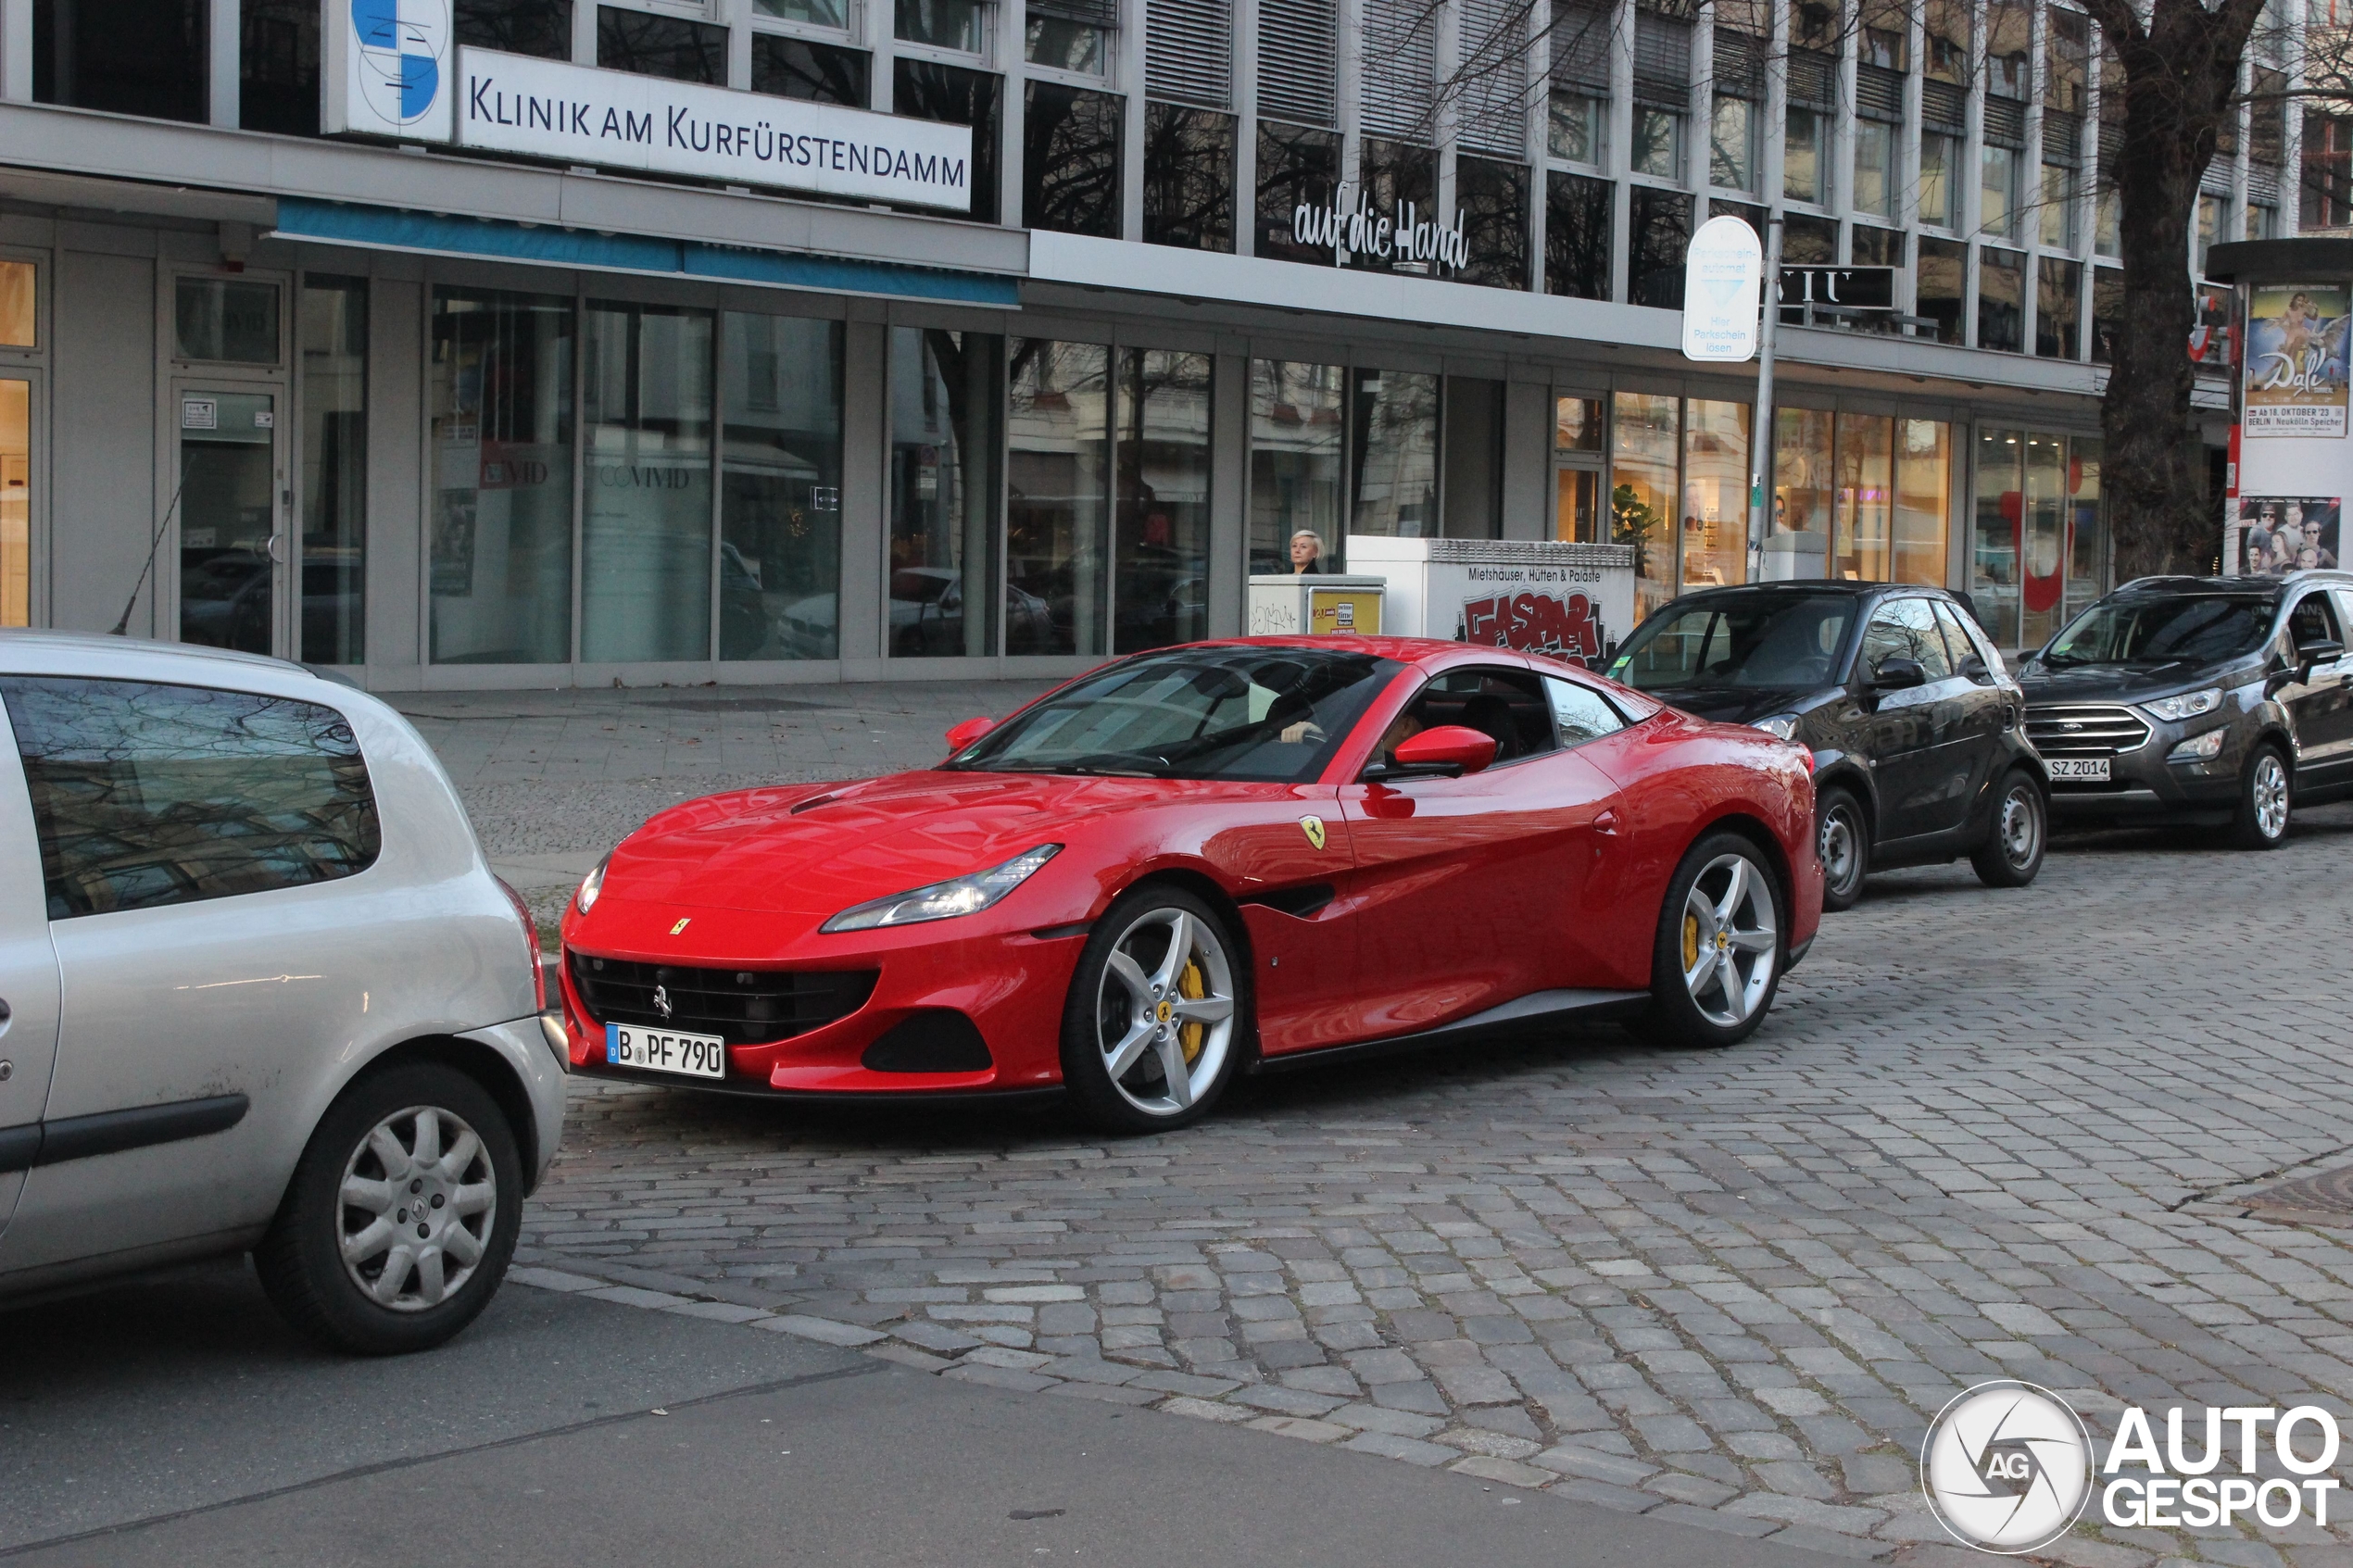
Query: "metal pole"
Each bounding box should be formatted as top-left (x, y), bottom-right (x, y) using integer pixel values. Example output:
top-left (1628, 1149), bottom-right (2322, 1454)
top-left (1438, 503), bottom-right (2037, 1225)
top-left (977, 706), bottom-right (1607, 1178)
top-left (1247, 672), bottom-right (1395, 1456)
top-left (1747, 214), bottom-right (1784, 583)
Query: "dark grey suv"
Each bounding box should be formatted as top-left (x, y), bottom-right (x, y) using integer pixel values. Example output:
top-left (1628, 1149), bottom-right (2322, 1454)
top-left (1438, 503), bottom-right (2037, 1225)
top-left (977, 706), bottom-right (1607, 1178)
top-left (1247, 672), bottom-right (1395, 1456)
top-left (1607, 582), bottom-right (2049, 910)
top-left (2018, 572), bottom-right (2353, 848)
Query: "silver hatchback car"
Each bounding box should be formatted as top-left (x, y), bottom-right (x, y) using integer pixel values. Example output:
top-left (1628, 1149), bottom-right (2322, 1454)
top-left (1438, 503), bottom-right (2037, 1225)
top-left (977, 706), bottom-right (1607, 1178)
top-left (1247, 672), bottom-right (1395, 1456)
top-left (0, 633), bottom-right (564, 1353)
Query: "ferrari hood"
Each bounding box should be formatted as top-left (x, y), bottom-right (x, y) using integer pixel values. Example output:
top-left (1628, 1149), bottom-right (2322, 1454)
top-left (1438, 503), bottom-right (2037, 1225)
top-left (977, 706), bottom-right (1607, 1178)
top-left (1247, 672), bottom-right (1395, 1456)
top-left (594, 770), bottom-right (1172, 920)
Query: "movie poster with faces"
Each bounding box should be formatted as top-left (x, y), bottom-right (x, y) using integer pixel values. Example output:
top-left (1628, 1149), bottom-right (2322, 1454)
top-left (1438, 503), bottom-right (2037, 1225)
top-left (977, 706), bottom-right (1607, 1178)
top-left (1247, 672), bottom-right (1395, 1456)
top-left (2245, 285), bottom-right (2352, 437)
top-left (2236, 496), bottom-right (2342, 576)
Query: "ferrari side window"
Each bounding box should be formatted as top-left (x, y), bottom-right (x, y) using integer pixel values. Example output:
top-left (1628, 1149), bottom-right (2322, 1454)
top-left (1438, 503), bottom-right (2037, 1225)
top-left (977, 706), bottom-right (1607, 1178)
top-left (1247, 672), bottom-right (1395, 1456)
top-left (1543, 677), bottom-right (1626, 746)
top-left (1398, 670), bottom-right (1558, 765)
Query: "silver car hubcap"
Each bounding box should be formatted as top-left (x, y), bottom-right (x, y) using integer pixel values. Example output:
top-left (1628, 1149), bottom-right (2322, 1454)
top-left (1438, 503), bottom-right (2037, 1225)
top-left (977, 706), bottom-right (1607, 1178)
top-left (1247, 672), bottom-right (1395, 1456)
top-left (1998, 785), bottom-right (2041, 868)
top-left (1095, 908), bottom-right (1236, 1117)
top-left (338, 1105), bottom-right (497, 1311)
top-left (1819, 807), bottom-right (1859, 894)
top-left (2253, 754), bottom-right (2289, 839)
top-left (1680, 853), bottom-right (1778, 1029)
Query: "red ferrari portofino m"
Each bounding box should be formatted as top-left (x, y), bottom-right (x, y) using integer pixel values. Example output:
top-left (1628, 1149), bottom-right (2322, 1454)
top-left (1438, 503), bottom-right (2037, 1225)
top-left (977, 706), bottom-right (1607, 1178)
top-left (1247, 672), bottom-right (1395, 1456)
top-left (557, 637), bottom-right (1820, 1132)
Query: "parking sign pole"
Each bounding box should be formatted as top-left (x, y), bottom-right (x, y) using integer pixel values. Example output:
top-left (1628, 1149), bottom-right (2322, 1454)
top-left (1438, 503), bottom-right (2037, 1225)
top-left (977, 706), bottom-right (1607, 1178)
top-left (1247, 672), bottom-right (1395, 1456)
top-left (1748, 214), bottom-right (1784, 582)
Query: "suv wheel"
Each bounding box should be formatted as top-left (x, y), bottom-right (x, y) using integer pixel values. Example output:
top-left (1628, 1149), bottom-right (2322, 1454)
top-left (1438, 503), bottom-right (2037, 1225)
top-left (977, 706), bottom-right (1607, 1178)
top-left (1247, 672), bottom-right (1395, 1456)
top-left (2230, 744), bottom-right (2292, 849)
top-left (1969, 770), bottom-right (2046, 888)
top-left (1817, 786), bottom-right (1869, 911)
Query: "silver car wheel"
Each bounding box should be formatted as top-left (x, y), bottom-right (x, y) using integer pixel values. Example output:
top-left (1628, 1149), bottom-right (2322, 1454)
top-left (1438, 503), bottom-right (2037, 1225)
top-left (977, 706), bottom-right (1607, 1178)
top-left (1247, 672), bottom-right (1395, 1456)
top-left (1819, 804), bottom-right (1860, 895)
top-left (1094, 907), bottom-right (1237, 1119)
top-left (1679, 853), bottom-right (1779, 1030)
top-left (2252, 751), bottom-right (2290, 840)
top-left (337, 1104), bottom-right (498, 1312)
top-left (1996, 782), bottom-right (2041, 868)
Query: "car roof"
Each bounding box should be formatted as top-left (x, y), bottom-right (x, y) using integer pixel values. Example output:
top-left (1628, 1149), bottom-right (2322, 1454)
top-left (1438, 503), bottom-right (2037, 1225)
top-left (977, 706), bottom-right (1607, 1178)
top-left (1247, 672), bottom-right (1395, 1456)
top-left (2110, 575), bottom-right (2291, 597)
top-left (0, 629), bottom-right (320, 682)
top-left (1168, 634), bottom-right (1573, 670)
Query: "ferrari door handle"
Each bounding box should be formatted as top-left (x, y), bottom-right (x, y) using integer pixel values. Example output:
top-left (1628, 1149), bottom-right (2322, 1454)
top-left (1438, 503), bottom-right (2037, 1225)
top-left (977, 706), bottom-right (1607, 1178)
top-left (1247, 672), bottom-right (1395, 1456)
top-left (1593, 809), bottom-right (1620, 835)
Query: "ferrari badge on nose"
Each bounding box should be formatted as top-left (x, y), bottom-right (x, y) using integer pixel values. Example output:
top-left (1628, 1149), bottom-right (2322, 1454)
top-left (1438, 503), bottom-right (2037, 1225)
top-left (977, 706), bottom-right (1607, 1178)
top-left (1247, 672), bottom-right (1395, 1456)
top-left (1299, 816), bottom-right (1327, 851)
top-left (670, 917), bottom-right (692, 935)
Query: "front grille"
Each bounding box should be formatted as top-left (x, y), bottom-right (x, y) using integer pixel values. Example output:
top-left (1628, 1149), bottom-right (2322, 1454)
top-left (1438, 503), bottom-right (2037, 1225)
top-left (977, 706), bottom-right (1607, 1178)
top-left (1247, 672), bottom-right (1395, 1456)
top-left (2027, 703), bottom-right (2151, 757)
top-left (568, 953), bottom-right (877, 1046)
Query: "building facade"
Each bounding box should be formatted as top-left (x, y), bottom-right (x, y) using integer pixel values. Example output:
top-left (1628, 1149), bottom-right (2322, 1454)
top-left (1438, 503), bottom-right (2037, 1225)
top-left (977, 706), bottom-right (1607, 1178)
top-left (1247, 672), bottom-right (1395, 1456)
top-left (0, 0), bottom-right (2289, 687)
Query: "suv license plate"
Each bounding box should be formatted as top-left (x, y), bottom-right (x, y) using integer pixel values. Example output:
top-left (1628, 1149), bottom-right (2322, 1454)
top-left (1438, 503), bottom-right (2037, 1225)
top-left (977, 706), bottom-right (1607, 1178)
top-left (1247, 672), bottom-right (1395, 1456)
top-left (607, 1022), bottom-right (727, 1078)
top-left (2047, 758), bottom-right (2110, 782)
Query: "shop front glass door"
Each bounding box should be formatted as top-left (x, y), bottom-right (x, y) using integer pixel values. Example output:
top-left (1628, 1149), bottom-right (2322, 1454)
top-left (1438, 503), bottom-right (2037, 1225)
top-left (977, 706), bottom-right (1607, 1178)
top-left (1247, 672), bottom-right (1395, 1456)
top-left (179, 390), bottom-right (283, 656)
top-left (1, 377), bottom-right (28, 627)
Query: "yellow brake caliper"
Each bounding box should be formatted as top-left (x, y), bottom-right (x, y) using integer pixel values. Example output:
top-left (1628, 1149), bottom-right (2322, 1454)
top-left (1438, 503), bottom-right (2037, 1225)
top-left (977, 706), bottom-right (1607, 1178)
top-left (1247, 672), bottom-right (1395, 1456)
top-left (1682, 913), bottom-right (1701, 972)
top-left (1178, 960), bottom-right (1207, 1063)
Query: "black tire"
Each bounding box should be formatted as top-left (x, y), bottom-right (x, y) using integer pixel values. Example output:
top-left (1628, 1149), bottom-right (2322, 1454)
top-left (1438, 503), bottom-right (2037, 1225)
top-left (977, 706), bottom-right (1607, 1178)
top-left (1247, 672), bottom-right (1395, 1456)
top-left (1817, 785), bottom-right (1869, 912)
top-left (1969, 768), bottom-right (2047, 888)
top-left (255, 1062), bottom-right (522, 1356)
top-left (1639, 832), bottom-right (1785, 1050)
top-left (2228, 743), bottom-right (2293, 850)
top-left (1060, 885), bottom-right (1248, 1135)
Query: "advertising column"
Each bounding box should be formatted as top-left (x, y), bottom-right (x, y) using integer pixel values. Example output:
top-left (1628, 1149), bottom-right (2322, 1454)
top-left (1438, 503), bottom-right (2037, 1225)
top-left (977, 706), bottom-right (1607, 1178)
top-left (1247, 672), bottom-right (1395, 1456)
top-left (2233, 282), bottom-right (2350, 576)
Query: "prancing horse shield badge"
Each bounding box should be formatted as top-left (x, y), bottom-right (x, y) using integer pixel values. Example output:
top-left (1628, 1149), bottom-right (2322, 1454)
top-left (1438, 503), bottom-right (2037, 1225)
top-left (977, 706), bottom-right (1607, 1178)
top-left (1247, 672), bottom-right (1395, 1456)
top-left (1299, 815), bottom-right (1327, 851)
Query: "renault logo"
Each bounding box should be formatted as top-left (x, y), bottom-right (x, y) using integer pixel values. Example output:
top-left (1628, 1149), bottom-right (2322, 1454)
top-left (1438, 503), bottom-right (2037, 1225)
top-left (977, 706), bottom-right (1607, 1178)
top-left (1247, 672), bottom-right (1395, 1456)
top-left (652, 984), bottom-right (673, 1021)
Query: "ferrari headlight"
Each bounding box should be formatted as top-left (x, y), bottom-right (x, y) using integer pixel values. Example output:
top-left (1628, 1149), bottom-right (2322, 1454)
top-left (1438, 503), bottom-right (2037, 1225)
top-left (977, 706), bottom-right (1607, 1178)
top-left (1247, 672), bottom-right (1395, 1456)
top-left (2143, 687), bottom-right (2222, 722)
top-left (574, 855), bottom-right (609, 914)
top-left (1750, 713), bottom-right (1802, 741)
top-left (820, 845), bottom-right (1063, 934)
top-left (2168, 728), bottom-right (2226, 762)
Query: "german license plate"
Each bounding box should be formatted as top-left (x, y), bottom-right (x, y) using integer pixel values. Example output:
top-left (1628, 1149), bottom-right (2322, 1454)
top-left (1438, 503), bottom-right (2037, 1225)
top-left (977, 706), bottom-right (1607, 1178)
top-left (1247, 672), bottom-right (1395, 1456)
top-left (607, 1022), bottom-right (727, 1079)
top-left (2047, 757), bottom-right (2110, 782)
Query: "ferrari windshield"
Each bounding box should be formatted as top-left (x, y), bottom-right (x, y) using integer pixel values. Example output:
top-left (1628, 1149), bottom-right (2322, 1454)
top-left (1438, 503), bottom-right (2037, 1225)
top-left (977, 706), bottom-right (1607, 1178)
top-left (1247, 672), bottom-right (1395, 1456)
top-left (2040, 594), bottom-right (2274, 667)
top-left (1609, 596), bottom-right (1856, 691)
top-left (947, 647), bottom-right (1401, 783)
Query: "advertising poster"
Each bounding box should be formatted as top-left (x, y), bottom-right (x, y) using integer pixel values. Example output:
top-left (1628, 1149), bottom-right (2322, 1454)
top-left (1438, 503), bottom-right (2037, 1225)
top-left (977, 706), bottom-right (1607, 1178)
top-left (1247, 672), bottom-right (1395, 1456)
top-left (2237, 495), bottom-right (2341, 576)
top-left (2244, 284), bottom-right (2351, 437)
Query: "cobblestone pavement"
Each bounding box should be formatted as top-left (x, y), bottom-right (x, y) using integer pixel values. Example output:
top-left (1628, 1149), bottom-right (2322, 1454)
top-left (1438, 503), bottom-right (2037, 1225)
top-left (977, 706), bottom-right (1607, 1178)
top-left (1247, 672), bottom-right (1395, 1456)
top-left (446, 685), bottom-right (2353, 1564)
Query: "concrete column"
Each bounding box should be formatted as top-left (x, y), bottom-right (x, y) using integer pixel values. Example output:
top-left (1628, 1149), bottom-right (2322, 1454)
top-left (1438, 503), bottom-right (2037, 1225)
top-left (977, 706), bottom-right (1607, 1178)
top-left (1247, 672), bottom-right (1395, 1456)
top-left (209, 0), bottom-right (238, 128)
top-left (1208, 350), bottom-right (1246, 636)
top-left (1500, 380), bottom-right (1550, 540)
top-left (1, 0), bottom-right (31, 101)
top-left (368, 273), bottom-right (423, 674)
top-left (838, 311), bottom-right (888, 671)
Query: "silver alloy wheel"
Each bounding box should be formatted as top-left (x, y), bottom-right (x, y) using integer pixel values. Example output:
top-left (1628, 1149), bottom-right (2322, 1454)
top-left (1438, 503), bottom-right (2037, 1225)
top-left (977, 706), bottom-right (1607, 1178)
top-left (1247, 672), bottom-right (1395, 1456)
top-left (1995, 781), bottom-right (2041, 868)
top-left (337, 1104), bottom-right (497, 1311)
top-left (2252, 751), bottom-right (2291, 840)
top-left (1679, 853), bottom-right (1778, 1030)
top-left (1819, 804), bottom-right (1860, 895)
top-left (1093, 907), bottom-right (1237, 1118)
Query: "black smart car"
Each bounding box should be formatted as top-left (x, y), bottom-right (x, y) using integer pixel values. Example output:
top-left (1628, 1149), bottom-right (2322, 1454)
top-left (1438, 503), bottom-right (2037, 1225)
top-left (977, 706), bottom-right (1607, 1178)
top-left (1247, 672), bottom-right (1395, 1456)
top-left (2018, 571), bottom-right (2353, 848)
top-left (1607, 582), bottom-right (2049, 909)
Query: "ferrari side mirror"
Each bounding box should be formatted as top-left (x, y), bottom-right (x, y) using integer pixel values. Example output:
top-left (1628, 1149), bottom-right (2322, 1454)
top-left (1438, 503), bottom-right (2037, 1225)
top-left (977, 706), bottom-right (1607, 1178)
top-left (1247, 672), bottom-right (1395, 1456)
top-left (945, 716), bottom-right (997, 753)
top-left (1389, 725), bottom-right (1500, 777)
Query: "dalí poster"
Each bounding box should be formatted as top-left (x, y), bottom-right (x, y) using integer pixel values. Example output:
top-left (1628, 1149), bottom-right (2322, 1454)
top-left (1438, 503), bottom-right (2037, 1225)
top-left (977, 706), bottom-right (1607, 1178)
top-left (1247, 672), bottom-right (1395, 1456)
top-left (2245, 284), bottom-right (2352, 437)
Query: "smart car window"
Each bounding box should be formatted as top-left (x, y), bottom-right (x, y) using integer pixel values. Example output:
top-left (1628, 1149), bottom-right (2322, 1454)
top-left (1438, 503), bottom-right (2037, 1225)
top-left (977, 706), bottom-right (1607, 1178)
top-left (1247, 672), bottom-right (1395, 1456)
top-left (1610, 596), bottom-right (1854, 690)
top-left (2043, 595), bottom-right (2274, 666)
top-left (2290, 592), bottom-right (2343, 651)
top-left (1931, 600), bottom-right (1988, 673)
top-left (1856, 605), bottom-right (1913, 677)
top-left (1892, 599), bottom-right (1956, 680)
top-left (949, 648), bottom-right (1401, 784)
top-left (1543, 677), bottom-right (1627, 745)
top-left (1392, 670), bottom-right (1558, 765)
top-left (0, 677), bottom-right (381, 921)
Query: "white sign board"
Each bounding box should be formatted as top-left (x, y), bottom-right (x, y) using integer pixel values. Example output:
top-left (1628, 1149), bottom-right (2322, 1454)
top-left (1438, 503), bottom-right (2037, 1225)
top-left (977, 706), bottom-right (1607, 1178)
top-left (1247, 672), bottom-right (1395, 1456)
top-left (323, 0), bottom-right (457, 142)
top-left (1345, 536), bottom-right (1639, 670)
top-left (2232, 280), bottom-right (2353, 577)
top-left (1681, 215), bottom-right (1764, 364)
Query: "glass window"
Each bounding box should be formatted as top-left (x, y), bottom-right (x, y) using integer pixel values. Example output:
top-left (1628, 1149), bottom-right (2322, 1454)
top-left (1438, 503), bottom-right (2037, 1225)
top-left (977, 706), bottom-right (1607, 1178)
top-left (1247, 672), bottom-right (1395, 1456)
top-left (241, 0), bottom-right (318, 136)
top-left (1924, 0), bottom-right (1967, 82)
top-left (896, 60), bottom-right (1002, 222)
top-left (33, 0), bottom-right (207, 121)
top-left (175, 278), bottom-right (279, 365)
top-left (1851, 224), bottom-right (1902, 267)
top-left (1682, 400), bottom-right (1749, 590)
top-left (1981, 144), bottom-right (2020, 236)
top-left (2045, 591), bottom-right (2274, 666)
top-left (1931, 598), bottom-right (1984, 670)
top-left (1114, 350), bottom-right (1213, 654)
top-left (1772, 406), bottom-right (1833, 549)
top-left (751, 36), bottom-right (869, 104)
top-left (1549, 91), bottom-right (1604, 164)
top-left (1611, 392), bottom-right (1679, 619)
top-left (1544, 171), bottom-right (1612, 300)
top-left (1255, 122), bottom-right (1340, 265)
top-left (1398, 669), bottom-right (1558, 763)
top-left (458, 0), bottom-right (572, 57)
top-left (1348, 140), bottom-right (1437, 277)
top-left (1026, 14), bottom-right (1106, 72)
top-left (722, 312), bottom-right (843, 661)
top-left (1632, 108), bottom-right (1683, 181)
top-left (2095, 177), bottom-right (2120, 254)
top-left (1918, 235), bottom-right (1966, 345)
top-left (2041, 163), bottom-right (2078, 248)
top-left (0, 262), bottom-right (31, 347)
top-left (1555, 396), bottom-right (1602, 452)
top-left (1860, 597), bottom-right (1954, 679)
top-left (1142, 106), bottom-right (1237, 252)
top-left (1007, 340), bottom-right (1108, 656)
top-left (1783, 107), bottom-right (1823, 203)
top-left (1456, 158), bottom-right (1529, 291)
top-left (1609, 594), bottom-right (1856, 691)
top-left (758, 0), bottom-right (845, 23)
top-left (1626, 187), bottom-right (1691, 308)
top-left (1832, 413), bottom-right (1894, 583)
top-left (1024, 82), bottom-right (1122, 237)
top-left (2090, 265), bottom-right (2122, 362)
top-left (299, 278), bottom-right (366, 666)
top-left (897, 0), bottom-right (984, 51)
top-left (1443, 378), bottom-right (1503, 539)
top-left (1780, 212), bottom-right (1836, 267)
top-left (0, 677), bottom-right (379, 920)
top-left (1894, 420), bottom-right (1951, 587)
top-left (1, 379), bottom-right (26, 629)
top-left (2037, 257), bottom-right (2081, 359)
top-left (1972, 428), bottom-right (2022, 648)
top-left (429, 288), bottom-right (574, 665)
top-left (1710, 95), bottom-right (1755, 191)
top-left (2196, 193), bottom-right (2223, 275)
top-left (178, 391), bottom-right (277, 657)
top-left (581, 303), bottom-right (713, 664)
top-left (598, 6), bottom-right (725, 82)
top-left (1545, 676), bottom-right (1624, 743)
top-left (1250, 360), bottom-right (1345, 575)
top-left (2019, 433), bottom-right (2068, 649)
top-left (2246, 203), bottom-right (2277, 242)
top-left (1980, 246), bottom-right (2026, 352)
top-left (2064, 436), bottom-right (2105, 622)
top-left (1349, 370), bottom-right (1440, 541)
top-left (891, 328), bottom-right (1001, 657)
top-left (1853, 120), bottom-right (1894, 218)
top-left (1555, 469), bottom-right (1601, 543)
top-left (1920, 133), bottom-right (1959, 227)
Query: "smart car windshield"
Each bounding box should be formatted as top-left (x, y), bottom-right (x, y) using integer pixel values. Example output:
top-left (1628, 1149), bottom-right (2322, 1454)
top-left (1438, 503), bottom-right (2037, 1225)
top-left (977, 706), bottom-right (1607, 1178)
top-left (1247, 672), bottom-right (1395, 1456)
top-left (946, 647), bottom-right (1402, 783)
top-left (2042, 595), bottom-right (2274, 667)
top-left (1608, 596), bottom-right (1856, 691)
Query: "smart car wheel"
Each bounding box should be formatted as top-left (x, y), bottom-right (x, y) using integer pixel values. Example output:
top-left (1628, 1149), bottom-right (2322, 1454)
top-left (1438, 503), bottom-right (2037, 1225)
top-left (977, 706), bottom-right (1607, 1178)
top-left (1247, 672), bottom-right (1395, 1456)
top-left (1061, 886), bottom-right (1244, 1134)
top-left (255, 1062), bottom-right (522, 1356)
top-left (1641, 834), bottom-right (1783, 1049)
top-left (1969, 769), bottom-right (2046, 888)
top-left (2230, 745), bottom-right (2292, 850)
top-left (1817, 786), bottom-right (1869, 911)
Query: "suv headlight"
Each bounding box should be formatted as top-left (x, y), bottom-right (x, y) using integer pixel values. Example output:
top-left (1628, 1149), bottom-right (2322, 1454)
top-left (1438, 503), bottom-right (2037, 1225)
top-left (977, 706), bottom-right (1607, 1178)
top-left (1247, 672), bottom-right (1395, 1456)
top-left (2143, 687), bottom-right (2221, 722)
top-left (1750, 713), bottom-right (1802, 741)
top-left (574, 855), bottom-right (610, 914)
top-left (820, 845), bottom-right (1063, 934)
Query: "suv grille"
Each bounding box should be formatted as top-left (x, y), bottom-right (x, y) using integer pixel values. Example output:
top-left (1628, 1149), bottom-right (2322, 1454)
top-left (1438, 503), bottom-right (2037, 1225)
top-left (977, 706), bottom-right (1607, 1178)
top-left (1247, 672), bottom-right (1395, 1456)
top-left (2027, 704), bottom-right (2151, 758)
top-left (568, 953), bottom-right (878, 1046)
